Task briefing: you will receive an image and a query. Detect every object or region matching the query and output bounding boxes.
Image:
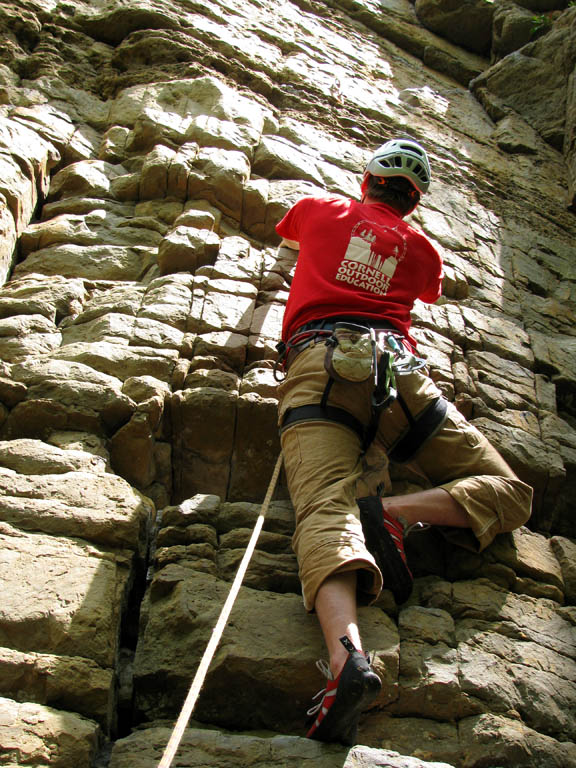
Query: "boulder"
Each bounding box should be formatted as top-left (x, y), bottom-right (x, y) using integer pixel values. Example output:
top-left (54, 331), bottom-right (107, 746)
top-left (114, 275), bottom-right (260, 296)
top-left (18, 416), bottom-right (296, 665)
top-left (1, 358), bottom-right (135, 438)
top-left (157, 225), bottom-right (220, 275)
top-left (491, 1), bottom-right (535, 61)
top-left (109, 412), bottom-right (157, 489)
top-left (12, 103), bottom-right (101, 165)
top-left (227, 392), bottom-right (281, 501)
top-left (0, 114), bottom-right (59, 237)
top-left (0, 524), bottom-right (132, 667)
top-left (492, 113), bottom-right (542, 154)
top-left (241, 179), bottom-right (326, 243)
top-left (415, 0), bottom-right (494, 55)
top-left (194, 282), bottom-right (256, 336)
top-left (0, 313), bottom-right (61, 362)
top-left (471, 9), bottom-right (576, 151)
top-left (185, 330), bottom-right (248, 373)
top-left (0, 193), bottom-right (16, 288)
top-left (52, 341), bottom-right (179, 383)
top-left (170, 387), bottom-right (237, 500)
top-left (361, 715), bottom-right (460, 766)
top-left (110, 727), bottom-right (457, 768)
top-left (185, 114), bottom-right (260, 154)
top-left (133, 568), bottom-right (398, 731)
top-left (550, 536), bottom-right (576, 603)
top-left (0, 461), bottom-right (152, 551)
top-left (47, 159), bottom-right (128, 202)
top-left (0, 696), bottom-right (99, 768)
top-left (253, 135), bottom-right (326, 186)
top-left (0, 647), bottom-right (114, 729)
top-left (139, 274), bottom-right (195, 330)
top-left (0, 437), bottom-right (107, 475)
top-left (107, 76), bottom-right (268, 139)
top-left (19, 209), bottom-right (162, 256)
top-left (200, 235), bottom-right (264, 283)
top-left (0, 273), bottom-right (87, 324)
top-left (13, 243), bottom-right (156, 282)
top-left (459, 713), bottom-right (576, 767)
top-left (186, 147), bottom-right (251, 222)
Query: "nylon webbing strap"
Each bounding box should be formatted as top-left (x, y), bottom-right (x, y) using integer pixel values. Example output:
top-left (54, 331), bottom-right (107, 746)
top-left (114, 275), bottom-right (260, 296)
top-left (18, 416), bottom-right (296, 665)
top-left (388, 397), bottom-right (448, 464)
top-left (281, 404), bottom-right (365, 441)
top-left (157, 451), bottom-right (283, 768)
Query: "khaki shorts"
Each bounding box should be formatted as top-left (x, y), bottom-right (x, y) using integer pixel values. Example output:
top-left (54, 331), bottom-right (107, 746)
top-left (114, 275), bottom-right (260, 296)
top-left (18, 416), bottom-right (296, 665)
top-left (278, 342), bottom-right (533, 611)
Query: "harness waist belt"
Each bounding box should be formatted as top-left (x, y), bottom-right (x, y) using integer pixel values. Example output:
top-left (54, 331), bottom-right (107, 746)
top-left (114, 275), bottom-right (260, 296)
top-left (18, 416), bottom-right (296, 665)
top-left (294, 316), bottom-right (399, 335)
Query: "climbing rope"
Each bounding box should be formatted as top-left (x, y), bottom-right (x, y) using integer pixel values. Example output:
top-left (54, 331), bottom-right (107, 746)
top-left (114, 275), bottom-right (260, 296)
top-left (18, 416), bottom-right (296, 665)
top-left (157, 451), bottom-right (284, 768)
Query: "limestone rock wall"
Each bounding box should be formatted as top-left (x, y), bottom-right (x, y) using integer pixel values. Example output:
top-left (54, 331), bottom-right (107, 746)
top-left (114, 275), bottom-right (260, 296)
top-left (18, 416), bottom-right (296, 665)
top-left (0, 1), bottom-right (575, 766)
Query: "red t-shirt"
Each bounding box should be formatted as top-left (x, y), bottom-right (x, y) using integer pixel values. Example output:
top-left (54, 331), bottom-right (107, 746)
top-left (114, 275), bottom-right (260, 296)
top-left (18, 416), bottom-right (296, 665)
top-left (276, 196), bottom-right (443, 346)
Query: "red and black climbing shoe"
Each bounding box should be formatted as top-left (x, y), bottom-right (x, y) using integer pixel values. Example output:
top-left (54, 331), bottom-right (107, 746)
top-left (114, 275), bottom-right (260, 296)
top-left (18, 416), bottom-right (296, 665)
top-left (357, 495), bottom-right (413, 604)
top-left (306, 635), bottom-right (381, 746)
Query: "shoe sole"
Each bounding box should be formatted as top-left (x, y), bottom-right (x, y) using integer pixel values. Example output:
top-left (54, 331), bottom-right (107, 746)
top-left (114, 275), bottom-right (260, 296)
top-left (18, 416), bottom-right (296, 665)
top-left (358, 497), bottom-right (413, 604)
top-left (309, 657), bottom-right (381, 746)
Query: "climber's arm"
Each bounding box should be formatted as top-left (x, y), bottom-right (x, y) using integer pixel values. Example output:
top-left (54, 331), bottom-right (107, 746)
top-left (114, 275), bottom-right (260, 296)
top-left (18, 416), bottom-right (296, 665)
top-left (280, 238), bottom-right (300, 251)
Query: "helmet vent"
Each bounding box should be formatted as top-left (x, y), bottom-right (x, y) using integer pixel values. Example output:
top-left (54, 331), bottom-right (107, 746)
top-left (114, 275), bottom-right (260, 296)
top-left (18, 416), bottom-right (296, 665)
top-left (401, 143), bottom-right (424, 157)
top-left (413, 163), bottom-right (426, 179)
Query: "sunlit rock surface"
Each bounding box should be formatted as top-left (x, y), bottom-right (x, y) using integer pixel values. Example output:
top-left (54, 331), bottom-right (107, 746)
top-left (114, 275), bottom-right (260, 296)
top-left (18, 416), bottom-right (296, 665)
top-left (0, 0), bottom-right (575, 766)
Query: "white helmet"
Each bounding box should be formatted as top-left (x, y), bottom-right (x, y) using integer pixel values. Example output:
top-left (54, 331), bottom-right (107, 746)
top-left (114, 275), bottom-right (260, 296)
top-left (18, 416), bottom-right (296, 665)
top-left (365, 138), bottom-right (431, 194)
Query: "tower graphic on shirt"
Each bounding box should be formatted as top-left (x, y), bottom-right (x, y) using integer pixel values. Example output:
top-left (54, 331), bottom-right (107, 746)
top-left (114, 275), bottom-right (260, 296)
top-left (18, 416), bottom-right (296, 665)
top-left (335, 220), bottom-right (407, 296)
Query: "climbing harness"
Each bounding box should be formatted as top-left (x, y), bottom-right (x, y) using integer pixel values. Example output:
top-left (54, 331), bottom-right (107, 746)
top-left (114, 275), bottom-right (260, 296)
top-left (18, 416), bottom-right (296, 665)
top-left (157, 452), bottom-right (283, 768)
top-left (324, 323), bottom-right (375, 383)
top-left (387, 394), bottom-right (447, 464)
top-left (277, 317), bottom-right (446, 461)
top-left (275, 317), bottom-right (398, 381)
top-left (274, 328), bottom-right (332, 382)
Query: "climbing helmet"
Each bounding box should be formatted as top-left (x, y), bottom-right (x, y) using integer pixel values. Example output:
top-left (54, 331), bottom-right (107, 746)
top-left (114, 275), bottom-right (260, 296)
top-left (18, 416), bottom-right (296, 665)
top-left (365, 138), bottom-right (431, 194)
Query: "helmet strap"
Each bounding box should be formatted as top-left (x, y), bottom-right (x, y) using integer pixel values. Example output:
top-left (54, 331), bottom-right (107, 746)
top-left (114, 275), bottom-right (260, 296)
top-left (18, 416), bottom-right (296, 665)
top-left (360, 173), bottom-right (370, 202)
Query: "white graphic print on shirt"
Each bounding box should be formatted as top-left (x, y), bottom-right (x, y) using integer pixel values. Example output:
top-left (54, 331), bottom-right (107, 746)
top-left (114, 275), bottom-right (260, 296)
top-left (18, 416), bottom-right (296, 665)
top-left (335, 220), bottom-right (407, 296)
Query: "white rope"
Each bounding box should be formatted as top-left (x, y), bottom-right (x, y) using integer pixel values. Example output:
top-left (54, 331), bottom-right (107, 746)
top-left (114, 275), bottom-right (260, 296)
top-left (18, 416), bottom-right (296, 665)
top-left (157, 451), bottom-right (284, 768)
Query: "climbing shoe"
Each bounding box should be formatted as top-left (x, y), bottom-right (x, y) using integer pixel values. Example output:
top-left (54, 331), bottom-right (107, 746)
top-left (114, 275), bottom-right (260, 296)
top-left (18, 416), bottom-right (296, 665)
top-left (357, 495), bottom-right (414, 604)
top-left (306, 635), bottom-right (381, 746)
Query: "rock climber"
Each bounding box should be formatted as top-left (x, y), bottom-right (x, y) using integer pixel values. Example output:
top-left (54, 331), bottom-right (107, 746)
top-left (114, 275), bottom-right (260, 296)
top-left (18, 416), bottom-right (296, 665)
top-left (274, 138), bottom-right (533, 746)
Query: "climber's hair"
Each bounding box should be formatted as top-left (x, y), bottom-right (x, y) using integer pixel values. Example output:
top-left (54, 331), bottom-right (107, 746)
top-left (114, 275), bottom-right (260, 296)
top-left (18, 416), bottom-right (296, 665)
top-left (364, 173), bottom-right (420, 216)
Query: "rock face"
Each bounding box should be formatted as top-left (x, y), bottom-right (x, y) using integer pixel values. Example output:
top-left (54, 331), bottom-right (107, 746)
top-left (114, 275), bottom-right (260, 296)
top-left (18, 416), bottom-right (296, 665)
top-left (0, 0), bottom-right (574, 767)
top-left (415, 0), bottom-right (495, 55)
